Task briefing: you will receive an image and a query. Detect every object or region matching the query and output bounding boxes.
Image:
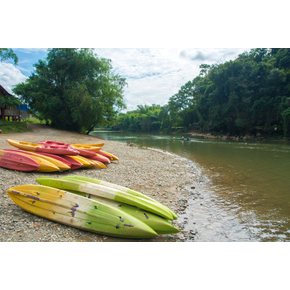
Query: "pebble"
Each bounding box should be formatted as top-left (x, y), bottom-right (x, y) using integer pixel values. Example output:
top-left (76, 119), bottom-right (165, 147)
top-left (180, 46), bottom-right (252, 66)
top-left (0, 126), bottom-right (199, 242)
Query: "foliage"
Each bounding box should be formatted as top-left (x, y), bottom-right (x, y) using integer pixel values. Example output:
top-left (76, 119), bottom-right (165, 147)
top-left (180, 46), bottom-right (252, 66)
top-left (24, 116), bottom-right (47, 125)
top-left (0, 93), bottom-right (20, 107)
top-left (112, 104), bottom-right (164, 132)
top-left (282, 108), bottom-right (290, 137)
top-left (13, 49), bottom-right (126, 133)
top-left (0, 48), bottom-right (18, 64)
top-left (112, 48), bottom-right (290, 138)
top-left (0, 121), bottom-right (30, 133)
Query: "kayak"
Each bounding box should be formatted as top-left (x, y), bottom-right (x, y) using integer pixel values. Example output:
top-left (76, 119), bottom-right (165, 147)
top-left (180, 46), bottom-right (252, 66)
top-left (39, 140), bottom-right (99, 156)
top-left (7, 150), bottom-right (60, 172)
top-left (86, 159), bottom-right (107, 169)
top-left (41, 141), bottom-right (102, 158)
top-left (37, 177), bottom-right (174, 220)
top-left (5, 149), bottom-right (70, 171)
top-left (7, 139), bottom-right (80, 155)
top-left (67, 155), bottom-right (92, 168)
top-left (71, 144), bottom-right (102, 156)
top-left (89, 153), bottom-right (111, 164)
top-left (0, 149), bottom-right (39, 172)
top-left (72, 143), bottom-right (105, 150)
top-left (63, 175), bottom-right (178, 219)
top-left (98, 150), bottom-right (119, 161)
top-left (37, 153), bottom-right (75, 169)
top-left (7, 184), bottom-right (158, 239)
top-left (61, 156), bottom-right (83, 170)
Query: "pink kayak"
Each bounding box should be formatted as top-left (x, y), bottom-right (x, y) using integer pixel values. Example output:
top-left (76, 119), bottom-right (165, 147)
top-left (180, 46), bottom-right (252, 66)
top-left (0, 149), bottom-right (39, 172)
top-left (60, 155), bottom-right (83, 170)
top-left (41, 140), bottom-right (97, 157)
top-left (88, 153), bottom-right (111, 164)
top-left (39, 140), bottom-right (79, 155)
top-left (37, 152), bottom-right (75, 169)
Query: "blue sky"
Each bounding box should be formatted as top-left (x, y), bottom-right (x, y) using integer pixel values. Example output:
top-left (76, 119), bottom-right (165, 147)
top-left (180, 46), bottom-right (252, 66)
top-left (0, 48), bottom-right (247, 110)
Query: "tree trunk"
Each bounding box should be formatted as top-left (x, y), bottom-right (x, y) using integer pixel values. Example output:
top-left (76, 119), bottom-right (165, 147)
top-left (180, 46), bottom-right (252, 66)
top-left (86, 123), bottom-right (96, 135)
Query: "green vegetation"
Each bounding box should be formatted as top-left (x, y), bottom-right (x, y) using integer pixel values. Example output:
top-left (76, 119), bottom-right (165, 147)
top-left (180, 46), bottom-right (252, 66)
top-left (0, 121), bottom-right (30, 133)
top-left (14, 49), bottom-right (126, 133)
top-left (24, 116), bottom-right (47, 125)
top-left (112, 48), bottom-right (290, 138)
top-left (112, 104), bottom-right (169, 132)
top-left (0, 93), bottom-right (20, 108)
top-left (0, 48), bottom-right (18, 64)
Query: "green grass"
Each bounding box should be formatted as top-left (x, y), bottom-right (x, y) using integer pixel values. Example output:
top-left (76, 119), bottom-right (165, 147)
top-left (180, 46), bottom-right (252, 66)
top-left (24, 116), bottom-right (47, 125)
top-left (0, 121), bottom-right (31, 133)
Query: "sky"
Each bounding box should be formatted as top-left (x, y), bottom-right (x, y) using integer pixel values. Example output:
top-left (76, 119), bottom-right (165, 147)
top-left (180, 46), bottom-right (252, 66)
top-left (0, 48), bottom-right (248, 110)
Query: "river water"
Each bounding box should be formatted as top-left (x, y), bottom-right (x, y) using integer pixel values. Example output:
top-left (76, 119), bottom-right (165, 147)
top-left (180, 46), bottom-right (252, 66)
top-left (91, 131), bottom-right (290, 242)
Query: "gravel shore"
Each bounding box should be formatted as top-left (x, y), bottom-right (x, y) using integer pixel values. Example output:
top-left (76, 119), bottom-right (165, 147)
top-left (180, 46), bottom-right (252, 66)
top-left (0, 126), bottom-right (196, 242)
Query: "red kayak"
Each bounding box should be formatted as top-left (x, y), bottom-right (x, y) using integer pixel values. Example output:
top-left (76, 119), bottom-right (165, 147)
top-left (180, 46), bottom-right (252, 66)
top-left (60, 156), bottom-right (83, 170)
top-left (37, 152), bottom-right (75, 169)
top-left (75, 149), bottom-right (98, 158)
top-left (0, 149), bottom-right (39, 172)
top-left (98, 150), bottom-right (119, 161)
top-left (7, 139), bottom-right (80, 156)
top-left (40, 140), bottom-right (96, 158)
top-left (39, 140), bottom-right (79, 155)
top-left (88, 153), bottom-right (111, 164)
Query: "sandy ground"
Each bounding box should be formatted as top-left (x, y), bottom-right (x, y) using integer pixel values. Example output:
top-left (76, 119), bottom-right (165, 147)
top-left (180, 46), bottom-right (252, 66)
top-left (0, 126), bottom-right (196, 242)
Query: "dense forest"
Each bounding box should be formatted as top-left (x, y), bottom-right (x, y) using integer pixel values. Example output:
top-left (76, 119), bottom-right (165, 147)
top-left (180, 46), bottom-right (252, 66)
top-left (112, 48), bottom-right (290, 137)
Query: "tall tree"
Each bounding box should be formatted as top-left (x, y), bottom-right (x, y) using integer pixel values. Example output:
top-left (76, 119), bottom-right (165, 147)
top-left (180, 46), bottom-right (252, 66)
top-left (14, 48), bottom-right (126, 132)
top-left (0, 48), bottom-right (18, 64)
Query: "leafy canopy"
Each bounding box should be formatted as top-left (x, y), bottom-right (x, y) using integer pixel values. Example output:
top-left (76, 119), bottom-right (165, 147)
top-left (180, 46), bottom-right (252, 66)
top-left (111, 48), bottom-right (290, 138)
top-left (0, 48), bottom-right (18, 64)
top-left (166, 48), bottom-right (290, 137)
top-left (13, 48), bottom-right (126, 132)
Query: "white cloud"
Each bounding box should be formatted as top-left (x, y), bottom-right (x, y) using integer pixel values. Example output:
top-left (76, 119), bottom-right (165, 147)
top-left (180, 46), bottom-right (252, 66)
top-left (0, 48), bottom-right (249, 109)
top-left (95, 48), bottom-right (248, 111)
top-left (0, 63), bottom-right (27, 94)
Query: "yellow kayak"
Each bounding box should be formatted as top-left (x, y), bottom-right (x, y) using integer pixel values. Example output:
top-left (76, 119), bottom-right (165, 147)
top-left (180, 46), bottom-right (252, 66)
top-left (68, 155), bottom-right (92, 168)
top-left (5, 149), bottom-right (70, 171)
top-left (86, 159), bottom-right (107, 169)
top-left (10, 151), bottom-right (60, 172)
top-left (21, 151), bottom-right (70, 171)
top-left (71, 143), bottom-right (105, 151)
top-left (71, 144), bottom-right (102, 152)
top-left (7, 139), bottom-right (79, 155)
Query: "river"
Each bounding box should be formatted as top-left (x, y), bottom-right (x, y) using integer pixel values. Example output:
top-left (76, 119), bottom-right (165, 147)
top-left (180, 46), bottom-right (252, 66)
top-left (91, 131), bottom-right (290, 242)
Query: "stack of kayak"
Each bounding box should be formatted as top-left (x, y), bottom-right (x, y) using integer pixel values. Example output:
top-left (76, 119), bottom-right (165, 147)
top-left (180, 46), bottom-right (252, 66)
top-left (7, 175), bottom-right (179, 239)
top-left (0, 139), bottom-right (118, 172)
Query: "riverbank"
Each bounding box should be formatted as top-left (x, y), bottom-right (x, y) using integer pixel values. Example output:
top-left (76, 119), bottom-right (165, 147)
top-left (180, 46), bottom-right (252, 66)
top-left (186, 130), bottom-right (289, 142)
top-left (0, 126), bottom-right (197, 242)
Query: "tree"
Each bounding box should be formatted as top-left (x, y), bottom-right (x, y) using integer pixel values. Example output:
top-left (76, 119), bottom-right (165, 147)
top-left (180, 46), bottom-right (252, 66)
top-left (0, 49), bottom-right (18, 64)
top-left (13, 49), bottom-right (126, 133)
top-left (111, 48), bottom-right (290, 138)
top-left (166, 48), bottom-right (290, 136)
top-left (111, 104), bottom-right (164, 132)
top-left (282, 108), bottom-right (290, 137)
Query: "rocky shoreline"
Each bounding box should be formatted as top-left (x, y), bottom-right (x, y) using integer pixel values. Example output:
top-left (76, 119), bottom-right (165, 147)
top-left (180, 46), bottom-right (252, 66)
top-left (0, 126), bottom-right (198, 242)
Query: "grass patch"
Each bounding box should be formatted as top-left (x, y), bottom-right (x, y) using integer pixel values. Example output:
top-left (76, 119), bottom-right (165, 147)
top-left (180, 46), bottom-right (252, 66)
top-left (0, 121), bottom-right (31, 133)
top-left (24, 116), bottom-right (47, 125)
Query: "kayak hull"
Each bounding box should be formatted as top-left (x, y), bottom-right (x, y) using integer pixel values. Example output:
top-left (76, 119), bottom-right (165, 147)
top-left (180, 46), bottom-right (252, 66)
top-left (7, 139), bottom-right (80, 155)
top-left (0, 150), bottom-right (39, 172)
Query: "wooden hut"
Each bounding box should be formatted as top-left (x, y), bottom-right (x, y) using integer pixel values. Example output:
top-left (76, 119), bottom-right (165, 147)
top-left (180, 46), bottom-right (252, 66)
top-left (0, 84), bottom-right (22, 121)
